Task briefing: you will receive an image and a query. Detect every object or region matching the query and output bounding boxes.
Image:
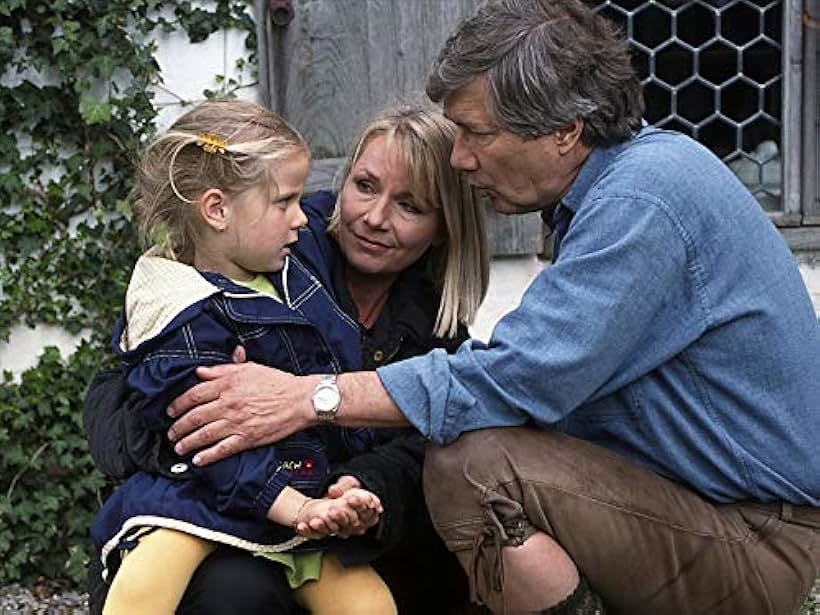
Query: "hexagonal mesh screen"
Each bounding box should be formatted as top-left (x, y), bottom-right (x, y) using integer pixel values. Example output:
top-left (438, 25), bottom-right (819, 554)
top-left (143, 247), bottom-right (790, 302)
top-left (588, 0), bottom-right (783, 210)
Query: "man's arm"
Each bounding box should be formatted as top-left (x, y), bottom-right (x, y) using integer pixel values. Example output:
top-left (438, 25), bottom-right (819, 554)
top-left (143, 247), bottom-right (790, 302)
top-left (167, 364), bottom-right (407, 466)
top-left (169, 193), bottom-right (695, 463)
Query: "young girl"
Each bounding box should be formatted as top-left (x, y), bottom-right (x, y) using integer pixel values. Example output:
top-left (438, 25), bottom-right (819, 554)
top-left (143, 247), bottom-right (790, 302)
top-left (91, 99), bottom-right (396, 614)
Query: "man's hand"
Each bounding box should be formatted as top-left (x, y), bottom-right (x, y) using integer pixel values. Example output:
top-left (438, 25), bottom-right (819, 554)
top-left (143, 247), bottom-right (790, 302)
top-left (166, 362), bottom-right (316, 466)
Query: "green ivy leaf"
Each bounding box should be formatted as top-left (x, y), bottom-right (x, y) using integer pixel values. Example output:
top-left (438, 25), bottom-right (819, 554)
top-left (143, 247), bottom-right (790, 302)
top-left (0, 0), bottom-right (25, 17)
top-left (92, 55), bottom-right (117, 80)
top-left (0, 26), bottom-right (13, 48)
top-left (51, 37), bottom-right (68, 56)
top-left (62, 20), bottom-right (81, 41)
top-left (78, 96), bottom-right (112, 126)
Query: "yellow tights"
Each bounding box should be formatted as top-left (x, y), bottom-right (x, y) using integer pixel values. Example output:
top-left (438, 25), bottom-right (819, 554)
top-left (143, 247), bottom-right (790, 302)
top-left (294, 552), bottom-right (396, 615)
top-left (103, 528), bottom-right (215, 615)
top-left (102, 529), bottom-right (396, 615)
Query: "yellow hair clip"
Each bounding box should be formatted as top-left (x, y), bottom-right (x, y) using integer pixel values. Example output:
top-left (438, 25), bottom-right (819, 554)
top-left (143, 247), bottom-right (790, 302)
top-left (197, 132), bottom-right (227, 154)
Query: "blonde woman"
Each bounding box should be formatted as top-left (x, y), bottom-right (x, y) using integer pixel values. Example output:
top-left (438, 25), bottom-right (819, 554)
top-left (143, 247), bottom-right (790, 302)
top-left (85, 106), bottom-right (490, 614)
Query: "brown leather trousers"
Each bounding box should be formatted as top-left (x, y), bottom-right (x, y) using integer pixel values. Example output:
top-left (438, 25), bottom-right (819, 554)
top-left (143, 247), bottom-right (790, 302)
top-left (423, 428), bottom-right (819, 614)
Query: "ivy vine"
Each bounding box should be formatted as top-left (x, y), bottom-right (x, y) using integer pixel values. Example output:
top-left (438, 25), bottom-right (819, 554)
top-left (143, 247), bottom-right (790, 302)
top-left (0, 0), bottom-right (256, 585)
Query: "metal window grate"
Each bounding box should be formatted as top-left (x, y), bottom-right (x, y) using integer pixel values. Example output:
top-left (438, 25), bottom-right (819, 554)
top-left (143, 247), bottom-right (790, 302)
top-left (589, 0), bottom-right (784, 211)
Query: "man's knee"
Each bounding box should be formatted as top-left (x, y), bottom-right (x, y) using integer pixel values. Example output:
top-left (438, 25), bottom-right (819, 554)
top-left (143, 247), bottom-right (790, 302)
top-left (424, 429), bottom-right (543, 554)
top-left (423, 429), bottom-right (506, 534)
top-left (423, 429), bottom-right (507, 498)
top-left (423, 427), bottom-right (570, 512)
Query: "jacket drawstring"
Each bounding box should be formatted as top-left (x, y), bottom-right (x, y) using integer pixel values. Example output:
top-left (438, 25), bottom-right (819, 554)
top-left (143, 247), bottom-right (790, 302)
top-left (282, 256), bottom-right (292, 307)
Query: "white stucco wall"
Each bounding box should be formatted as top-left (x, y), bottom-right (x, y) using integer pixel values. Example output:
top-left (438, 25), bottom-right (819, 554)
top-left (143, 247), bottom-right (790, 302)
top-left (150, 25), bottom-right (260, 131)
top-left (798, 256), bottom-right (820, 317)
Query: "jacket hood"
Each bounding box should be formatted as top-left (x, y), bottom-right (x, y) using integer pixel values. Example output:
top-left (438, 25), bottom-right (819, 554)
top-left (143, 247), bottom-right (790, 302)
top-left (119, 252), bottom-right (221, 352)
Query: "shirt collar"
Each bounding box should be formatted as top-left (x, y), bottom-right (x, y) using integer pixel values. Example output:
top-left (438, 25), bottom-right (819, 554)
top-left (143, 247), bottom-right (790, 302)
top-left (540, 147), bottom-right (609, 229)
top-left (544, 128), bottom-right (645, 224)
top-left (561, 145), bottom-right (610, 213)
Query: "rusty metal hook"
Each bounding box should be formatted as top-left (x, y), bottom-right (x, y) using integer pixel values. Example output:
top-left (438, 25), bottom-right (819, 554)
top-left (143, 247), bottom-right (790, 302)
top-left (269, 0), bottom-right (294, 27)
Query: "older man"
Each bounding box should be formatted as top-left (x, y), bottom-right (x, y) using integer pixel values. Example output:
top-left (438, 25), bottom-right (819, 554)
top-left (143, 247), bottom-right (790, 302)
top-left (169, 1), bottom-right (820, 613)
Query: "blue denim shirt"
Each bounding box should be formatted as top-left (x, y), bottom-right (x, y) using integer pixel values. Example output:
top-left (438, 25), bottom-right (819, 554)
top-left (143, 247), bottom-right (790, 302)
top-left (378, 128), bottom-right (820, 505)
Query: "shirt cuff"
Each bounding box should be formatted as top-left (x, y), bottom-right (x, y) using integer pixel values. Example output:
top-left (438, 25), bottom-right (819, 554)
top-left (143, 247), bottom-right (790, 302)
top-left (377, 350), bottom-right (464, 444)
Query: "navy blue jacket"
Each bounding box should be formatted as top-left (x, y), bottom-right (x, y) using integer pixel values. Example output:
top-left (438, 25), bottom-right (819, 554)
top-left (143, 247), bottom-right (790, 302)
top-left (91, 201), bottom-right (374, 575)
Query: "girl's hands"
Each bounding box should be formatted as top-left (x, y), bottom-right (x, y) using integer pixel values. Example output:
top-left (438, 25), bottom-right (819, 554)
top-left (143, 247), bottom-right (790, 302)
top-left (295, 488), bottom-right (383, 539)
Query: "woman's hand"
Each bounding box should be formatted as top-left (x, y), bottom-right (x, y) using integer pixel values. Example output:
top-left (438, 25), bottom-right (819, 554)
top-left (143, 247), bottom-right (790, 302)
top-left (166, 362), bottom-right (316, 466)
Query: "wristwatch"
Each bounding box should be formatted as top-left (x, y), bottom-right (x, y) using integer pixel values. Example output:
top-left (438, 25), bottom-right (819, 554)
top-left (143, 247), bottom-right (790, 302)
top-left (312, 374), bottom-right (340, 422)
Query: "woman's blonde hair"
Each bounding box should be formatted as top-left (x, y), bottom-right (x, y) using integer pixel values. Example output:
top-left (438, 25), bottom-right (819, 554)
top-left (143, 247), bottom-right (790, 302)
top-left (329, 106), bottom-right (489, 339)
top-left (131, 98), bottom-right (308, 262)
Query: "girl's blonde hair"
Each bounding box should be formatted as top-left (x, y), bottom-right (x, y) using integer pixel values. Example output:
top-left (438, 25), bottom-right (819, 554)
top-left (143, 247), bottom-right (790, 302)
top-left (131, 98), bottom-right (308, 262)
top-left (329, 106), bottom-right (489, 339)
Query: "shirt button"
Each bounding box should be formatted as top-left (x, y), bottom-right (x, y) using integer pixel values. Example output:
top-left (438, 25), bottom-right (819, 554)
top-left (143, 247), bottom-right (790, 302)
top-left (373, 350), bottom-right (384, 362)
top-left (170, 463), bottom-right (189, 474)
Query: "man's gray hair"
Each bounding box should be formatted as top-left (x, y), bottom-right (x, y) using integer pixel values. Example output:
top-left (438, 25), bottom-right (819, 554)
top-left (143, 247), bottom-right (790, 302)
top-left (426, 0), bottom-right (644, 146)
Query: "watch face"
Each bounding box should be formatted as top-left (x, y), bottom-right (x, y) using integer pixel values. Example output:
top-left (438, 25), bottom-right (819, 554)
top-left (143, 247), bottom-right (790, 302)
top-left (314, 386), bottom-right (339, 413)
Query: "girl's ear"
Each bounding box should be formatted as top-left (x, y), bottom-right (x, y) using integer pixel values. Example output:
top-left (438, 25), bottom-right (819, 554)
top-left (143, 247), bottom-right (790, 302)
top-left (199, 188), bottom-right (229, 232)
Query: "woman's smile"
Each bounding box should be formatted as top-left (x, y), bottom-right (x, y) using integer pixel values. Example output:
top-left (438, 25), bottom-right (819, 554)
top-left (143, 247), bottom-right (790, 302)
top-left (350, 230), bottom-right (393, 251)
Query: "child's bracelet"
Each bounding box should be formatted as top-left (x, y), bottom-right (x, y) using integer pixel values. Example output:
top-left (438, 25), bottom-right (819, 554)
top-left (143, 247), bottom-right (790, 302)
top-left (292, 498), bottom-right (314, 529)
